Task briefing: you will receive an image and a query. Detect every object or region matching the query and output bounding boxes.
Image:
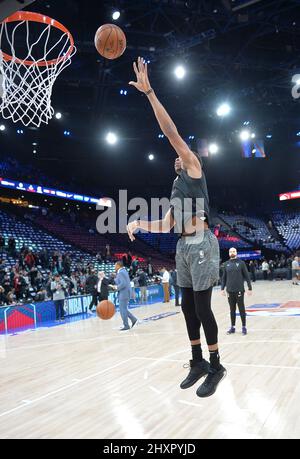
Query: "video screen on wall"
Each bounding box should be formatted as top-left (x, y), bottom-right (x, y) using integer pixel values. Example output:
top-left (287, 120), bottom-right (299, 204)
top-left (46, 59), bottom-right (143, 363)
top-left (242, 140), bottom-right (266, 158)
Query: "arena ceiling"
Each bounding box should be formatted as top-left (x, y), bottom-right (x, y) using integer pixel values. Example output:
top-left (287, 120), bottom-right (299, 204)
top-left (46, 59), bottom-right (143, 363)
top-left (1, 0), bottom-right (300, 207)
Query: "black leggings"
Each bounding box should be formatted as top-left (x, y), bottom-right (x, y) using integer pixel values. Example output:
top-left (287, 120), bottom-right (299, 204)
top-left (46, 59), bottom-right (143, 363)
top-left (228, 292), bottom-right (246, 327)
top-left (181, 287), bottom-right (218, 346)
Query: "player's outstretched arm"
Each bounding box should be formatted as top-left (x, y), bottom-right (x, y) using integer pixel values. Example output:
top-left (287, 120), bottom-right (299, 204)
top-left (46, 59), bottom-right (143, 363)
top-left (129, 57), bottom-right (197, 168)
top-left (127, 209), bottom-right (175, 242)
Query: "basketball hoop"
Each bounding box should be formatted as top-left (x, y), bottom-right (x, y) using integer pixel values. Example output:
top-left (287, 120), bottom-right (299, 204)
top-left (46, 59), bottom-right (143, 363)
top-left (0, 11), bottom-right (76, 127)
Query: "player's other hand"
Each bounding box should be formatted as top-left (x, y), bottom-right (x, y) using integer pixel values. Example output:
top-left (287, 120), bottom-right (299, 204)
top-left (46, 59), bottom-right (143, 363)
top-left (221, 290), bottom-right (226, 297)
top-left (127, 220), bottom-right (140, 242)
top-left (129, 57), bottom-right (152, 93)
top-left (247, 290), bottom-right (253, 296)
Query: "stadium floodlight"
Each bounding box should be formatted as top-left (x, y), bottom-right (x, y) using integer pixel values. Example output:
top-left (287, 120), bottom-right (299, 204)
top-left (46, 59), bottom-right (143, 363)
top-left (174, 66), bottom-right (186, 80)
top-left (217, 103), bottom-right (231, 117)
top-left (209, 143), bottom-right (219, 154)
top-left (112, 10), bottom-right (121, 20)
top-left (106, 132), bottom-right (118, 145)
top-left (240, 130), bottom-right (250, 141)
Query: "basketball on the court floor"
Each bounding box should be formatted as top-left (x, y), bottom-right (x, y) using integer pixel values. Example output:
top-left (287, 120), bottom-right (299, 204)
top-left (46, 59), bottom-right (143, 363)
top-left (96, 300), bottom-right (115, 320)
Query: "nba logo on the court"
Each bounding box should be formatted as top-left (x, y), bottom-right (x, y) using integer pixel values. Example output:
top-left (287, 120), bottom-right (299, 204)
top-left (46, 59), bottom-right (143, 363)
top-left (292, 74), bottom-right (300, 99)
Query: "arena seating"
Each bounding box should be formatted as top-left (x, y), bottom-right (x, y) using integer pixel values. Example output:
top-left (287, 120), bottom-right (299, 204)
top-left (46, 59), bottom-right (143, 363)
top-left (138, 224), bottom-right (252, 252)
top-left (273, 211), bottom-right (300, 250)
top-left (0, 209), bottom-right (119, 275)
top-left (33, 214), bottom-right (170, 270)
top-left (220, 213), bottom-right (287, 251)
top-left (0, 207), bottom-right (173, 272)
top-left (138, 232), bottom-right (178, 254)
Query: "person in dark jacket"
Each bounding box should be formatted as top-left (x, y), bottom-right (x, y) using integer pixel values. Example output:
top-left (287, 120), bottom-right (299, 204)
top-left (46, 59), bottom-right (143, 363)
top-left (221, 248), bottom-right (252, 336)
top-left (249, 260), bottom-right (256, 282)
top-left (86, 270), bottom-right (98, 313)
top-left (268, 260), bottom-right (275, 281)
top-left (138, 269), bottom-right (148, 303)
top-left (96, 271), bottom-right (110, 302)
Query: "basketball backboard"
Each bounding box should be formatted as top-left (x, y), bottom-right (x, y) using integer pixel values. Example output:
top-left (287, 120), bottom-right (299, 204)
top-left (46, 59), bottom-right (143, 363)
top-left (0, 0), bottom-right (36, 22)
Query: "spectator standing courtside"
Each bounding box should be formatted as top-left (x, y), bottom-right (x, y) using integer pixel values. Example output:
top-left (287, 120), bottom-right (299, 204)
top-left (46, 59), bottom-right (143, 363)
top-left (249, 260), bottom-right (256, 282)
top-left (86, 269), bottom-right (98, 314)
top-left (221, 248), bottom-right (252, 336)
top-left (51, 274), bottom-right (66, 321)
top-left (269, 260), bottom-right (275, 281)
top-left (138, 269), bottom-right (148, 303)
top-left (112, 261), bottom-right (138, 331)
top-left (292, 256), bottom-right (299, 286)
top-left (170, 269), bottom-right (181, 306)
top-left (147, 258), bottom-right (153, 276)
top-left (261, 260), bottom-right (269, 280)
top-left (97, 271), bottom-right (109, 301)
top-left (161, 267), bottom-right (170, 303)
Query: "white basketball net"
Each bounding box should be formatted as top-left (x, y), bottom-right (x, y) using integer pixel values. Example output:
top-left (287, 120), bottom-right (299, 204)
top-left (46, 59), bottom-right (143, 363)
top-left (0, 16), bottom-right (76, 127)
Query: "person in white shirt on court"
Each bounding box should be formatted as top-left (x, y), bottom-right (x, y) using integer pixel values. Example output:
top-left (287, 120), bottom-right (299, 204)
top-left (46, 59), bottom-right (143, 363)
top-left (161, 267), bottom-right (170, 303)
top-left (261, 260), bottom-right (269, 280)
top-left (292, 256), bottom-right (299, 286)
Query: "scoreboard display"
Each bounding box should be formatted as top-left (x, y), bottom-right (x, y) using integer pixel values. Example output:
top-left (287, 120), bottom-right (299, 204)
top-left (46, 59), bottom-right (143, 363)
top-left (279, 191), bottom-right (300, 201)
top-left (0, 177), bottom-right (112, 207)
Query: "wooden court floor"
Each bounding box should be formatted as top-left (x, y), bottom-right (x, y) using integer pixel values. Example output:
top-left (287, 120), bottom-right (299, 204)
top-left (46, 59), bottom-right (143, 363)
top-left (1, 280), bottom-right (300, 439)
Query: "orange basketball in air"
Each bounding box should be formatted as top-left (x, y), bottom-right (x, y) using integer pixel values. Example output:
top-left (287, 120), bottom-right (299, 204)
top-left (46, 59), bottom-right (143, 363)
top-left (95, 24), bottom-right (126, 60)
top-left (96, 300), bottom-right (115, 320)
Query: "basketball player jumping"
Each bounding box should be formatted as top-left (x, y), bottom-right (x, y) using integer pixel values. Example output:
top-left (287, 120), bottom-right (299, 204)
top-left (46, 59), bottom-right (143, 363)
top-left (127, 58), bottom-right (226, 397)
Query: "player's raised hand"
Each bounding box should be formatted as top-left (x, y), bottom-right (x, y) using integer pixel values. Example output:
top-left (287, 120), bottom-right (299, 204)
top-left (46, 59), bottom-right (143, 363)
top-left (129, 57), bottom-right (152, 93)
top-left (127, 220), bottom-right (140, 242)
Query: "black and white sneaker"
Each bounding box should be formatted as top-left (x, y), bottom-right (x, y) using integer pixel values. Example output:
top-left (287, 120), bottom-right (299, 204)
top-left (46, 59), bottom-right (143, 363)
top-left (196, 365), bottom-right (227, 398)
top-left (120, 327), bottom-right (130, 331)
top-left (131, 319), bottom-right (138, 329)
top-left (227, 327), bottom-right (235, 335)
top-left (180, 359), bottom-right (210, 390)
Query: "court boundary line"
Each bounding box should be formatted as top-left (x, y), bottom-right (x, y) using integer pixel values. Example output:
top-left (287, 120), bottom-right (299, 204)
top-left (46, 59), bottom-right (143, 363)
top-left (132, 356), bottom-right (300, 371)
top-left (2, 349), bottom-right (300, 421)
top-left (0, 358), bottom-right (133, 419)
top-left (4, 330), bottom-right (300, 353)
